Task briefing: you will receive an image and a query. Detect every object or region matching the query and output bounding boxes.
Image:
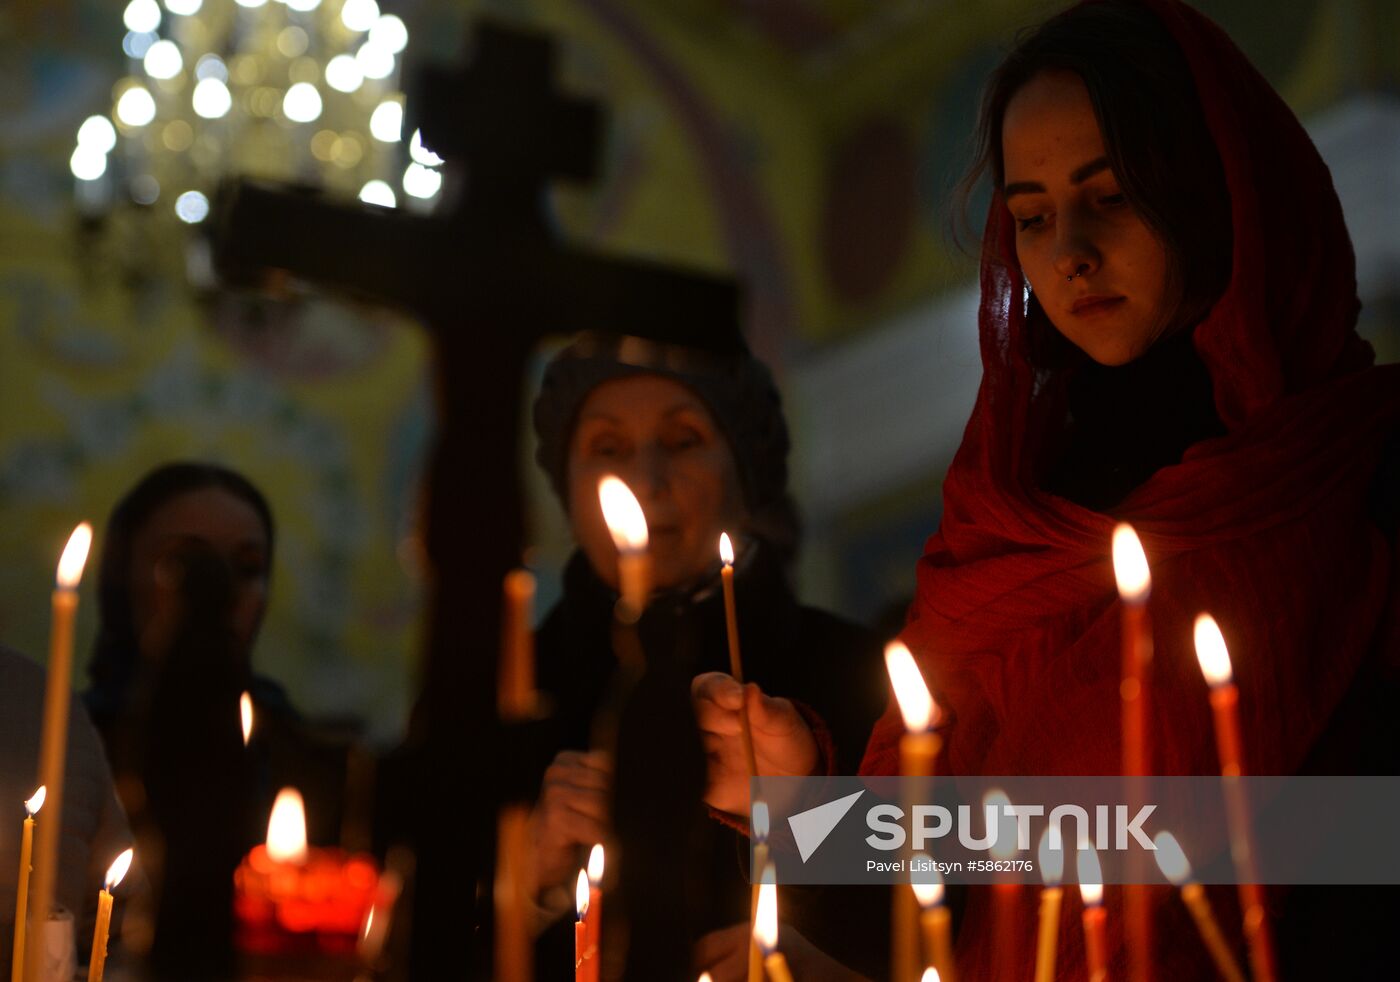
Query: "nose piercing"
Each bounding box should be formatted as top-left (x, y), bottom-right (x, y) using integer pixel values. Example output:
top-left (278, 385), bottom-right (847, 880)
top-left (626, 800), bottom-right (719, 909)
top-left (1067, 263), bottom-right (1088, 282)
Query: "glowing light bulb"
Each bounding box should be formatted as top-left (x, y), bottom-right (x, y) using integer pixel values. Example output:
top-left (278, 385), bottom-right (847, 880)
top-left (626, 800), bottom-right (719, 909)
top-left (77, 116), bottom-right (118, 153)
top-left (369, 13), bottom-right (407, 53)
top-left (282, 82), bottom-right (323, 123)
top-left (174, 189), bottom-right (209, 223)
top-left (409, 129), bottom-right (444, 166)
top-left (402, 164), bottom-right (441, 199)
top-left (123, 0), bottom-right (162, 33)
top-left (192, 77), bottom-right (231, 118)
top-left (369, 100), bottom-right (402, 142)
top-left (324, 54), bottom-right (363, 93)
top-left (143, 39), bottom-right (183, 80)
top-left (341, 0), bottom-right (379, 32)
top-left (356, 41), bottom-right (394, 80)
top-left (358, 180), bottom-right (396, 208)
top-left (70, 145), bottom-right (108, 181)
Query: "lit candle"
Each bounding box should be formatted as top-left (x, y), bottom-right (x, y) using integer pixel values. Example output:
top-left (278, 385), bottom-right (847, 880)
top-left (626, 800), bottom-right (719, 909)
top-left (598, 476), bottom-right (650, 622)
top-left (583, 844), bottom-right (603, 982)
top-left (911, 858), bottom-right (954, 982)
top-left (885, 641), bottom-right (940, 982)
top-left (748, 802), bottom-right (769, 982)
top-left (575, 870), bottom-right (589, 982)
top-left (27, 523), bottom-right (92, 982)
top-left (11, 786), bottom-right (45, 982)
top-left (1193, 615), bottom-right (1278, 982)
top-left (1151, 831), bottom-right (1246, 982)
top-left (1112, 523), bottom-right (1153, 982)
top-left (753, 867), bottom-right (793, 982)
top-left (1033, 829), bottom-right (1064, 982)
top-left (240, 691), bottom-right (254, 747)
top-left (985, 789), bottom-right (1023, 977)
top-left (719, 533), bottom-right (758, 778)
top-left (87, 848), bottom-right (133, 982)
top-left (1078, 846), bottom-right (1108, 982)
top-left (921, 970), bottom-right (941, 982)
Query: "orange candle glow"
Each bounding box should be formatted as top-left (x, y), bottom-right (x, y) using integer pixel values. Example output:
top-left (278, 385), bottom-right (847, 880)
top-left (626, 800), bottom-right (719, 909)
top-left (598, 476), bottom-right (650, 622)
top-left (581, 844), bottom-right (602, 982)
top-left (1152, 832), bottom-right (1246, 982)
top-left (1193, 615), bottom-right (1277, 982)
top-left (1113, 523), bottom-right (1153, 982)
top-left (886, 641), bottom-right (940, 982)
top-left (87, 848), bottom-right (133, 982)
top-left (911, 860), bottom-right (954, 982)
top-left (11, 786), bottom-right (45, 982)
top-left (27, 523), bottom-right (91, 982)
top-left (753, 868), bottom-right (793, 982)
top-left (1033, 829), bottom-right (1064, 982)
top-left (719, 533), bottom-right (759, 779)
top-left (747, 803), bottom-right (769, 982)
top-left (985, 789), bottom-right (1024, 976)
top-left (1078, 847), bottom-right (1108, 982)
top-left (240, 691), bottom-right (254, 747)
top-left (575, 870), bottom-right (589, 982)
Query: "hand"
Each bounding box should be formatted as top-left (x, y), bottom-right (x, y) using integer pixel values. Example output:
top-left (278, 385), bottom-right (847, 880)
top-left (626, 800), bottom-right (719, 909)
top-left (691, 672), bottom-right (818, 815)
top-left (529, 750), bottom-right (611, 896)
top-left (692, 921), bottom-right (871, 982)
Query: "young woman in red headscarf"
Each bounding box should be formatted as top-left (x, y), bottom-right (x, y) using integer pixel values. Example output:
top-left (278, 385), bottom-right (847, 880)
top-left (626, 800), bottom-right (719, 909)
top-left (693, 1), bottom-right (1400, 978)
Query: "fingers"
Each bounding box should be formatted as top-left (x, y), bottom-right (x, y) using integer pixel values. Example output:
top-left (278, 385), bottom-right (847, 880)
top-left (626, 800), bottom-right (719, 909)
top-left (747, 686), bottom-right (804, 736)
top-left (692, 922), bottom-right (751, 982)
top-left (693, 671), bottom-right (745, 707)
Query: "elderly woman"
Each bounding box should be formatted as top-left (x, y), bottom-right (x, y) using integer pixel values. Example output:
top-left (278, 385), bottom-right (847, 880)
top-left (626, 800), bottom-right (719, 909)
top-left (526, 331), bottom-right (888, 976)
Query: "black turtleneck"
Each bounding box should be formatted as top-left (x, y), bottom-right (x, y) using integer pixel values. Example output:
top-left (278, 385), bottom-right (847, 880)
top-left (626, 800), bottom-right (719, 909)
top-left (1041, 327), bottom-right (1226, 511)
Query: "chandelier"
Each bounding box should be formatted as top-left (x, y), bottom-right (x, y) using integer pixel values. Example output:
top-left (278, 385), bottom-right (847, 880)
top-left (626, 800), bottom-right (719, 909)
top-left (70, 0), bottom-right (447, 287)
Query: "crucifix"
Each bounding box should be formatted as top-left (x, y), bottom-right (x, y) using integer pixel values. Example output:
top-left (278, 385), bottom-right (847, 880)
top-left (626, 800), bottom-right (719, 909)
top-left (212, 21), bottom-right (739, 980)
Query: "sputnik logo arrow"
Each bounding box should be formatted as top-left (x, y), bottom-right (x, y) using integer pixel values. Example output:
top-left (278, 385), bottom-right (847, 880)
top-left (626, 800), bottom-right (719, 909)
top-left (787, 790), bottom-right (865, 862)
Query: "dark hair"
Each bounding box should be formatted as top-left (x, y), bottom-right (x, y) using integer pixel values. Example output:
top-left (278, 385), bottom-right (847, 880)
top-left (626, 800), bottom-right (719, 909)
top-left (959, 0), bottom-right (1232, 363)
top-left (86, 462), bottom-right (274, 707)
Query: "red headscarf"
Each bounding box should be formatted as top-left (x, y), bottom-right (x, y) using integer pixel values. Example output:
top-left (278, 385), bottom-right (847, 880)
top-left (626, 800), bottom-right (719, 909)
top-left (859, 0), bottom-right (1400, 976)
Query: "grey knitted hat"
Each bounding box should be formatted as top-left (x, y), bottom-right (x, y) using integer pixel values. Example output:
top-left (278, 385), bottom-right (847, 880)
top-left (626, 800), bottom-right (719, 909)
top-left (532, 332), bottom-right (799, 560)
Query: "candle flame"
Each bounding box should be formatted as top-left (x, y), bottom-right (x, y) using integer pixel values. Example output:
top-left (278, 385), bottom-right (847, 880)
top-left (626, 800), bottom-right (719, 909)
top-left (1077, 847), bottom-right (1104, 906)
top-left (576, 869), bottom-right (589, 919)
top-left (1152, 831), bottom-right (1192, 885)
top-left (240, 691), bottom-right (254, 746)
top-left (1038, 828), bottom-right (1064, 885)
top-left (719, 532), bottom-right (734, 566)
top-left (922, 970), bottom-right (942, 982)
top-left (910, 857), bottom-right (944, 907)
top-left (56, 522), bottom-right (93, 590)
top-left (25, 785), bottom-right (46, 816)
top-left (266, 787), bottom-right (308, 864)
top-left (1111, 523), bottom-right (1151, 602)
top-left (699, 975), bottom-right (714, 982)
top-left (884, 641), bottom-right (936, 732)
top-left (983, 789), bottom-right (1017, 861)
top-left (753, 865), bottom-right (779, 953)
top-left (598, 476), bottom-right (648, 552)
top-left (587, 843), bottom-right (605, 885)
top-left (1193, 613), bottom-right (1233, 687)
top-left (104, 848), bottom-right (134, 890)
top-left (363, 906), bottom-right (375, 939)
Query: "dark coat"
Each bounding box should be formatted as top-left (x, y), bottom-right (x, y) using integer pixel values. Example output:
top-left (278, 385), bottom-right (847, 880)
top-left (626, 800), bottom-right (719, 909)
top-left (530, 546), bottom-right (888, 979)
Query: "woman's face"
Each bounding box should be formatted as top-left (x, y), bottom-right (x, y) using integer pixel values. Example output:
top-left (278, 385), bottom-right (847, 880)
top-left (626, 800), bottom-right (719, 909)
top-left (129, 486), bottom-right (271, 655)
top-left (566, 375), bottom-right (745, 596)
top-left (1002, 69), bottom-right (1171, 366)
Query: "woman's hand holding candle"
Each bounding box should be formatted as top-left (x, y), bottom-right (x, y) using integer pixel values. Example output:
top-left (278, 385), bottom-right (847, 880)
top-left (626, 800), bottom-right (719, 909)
top-left (530, 751), bottom-right (611, 897)
top-left (691, 673), bottom-right (817, 815)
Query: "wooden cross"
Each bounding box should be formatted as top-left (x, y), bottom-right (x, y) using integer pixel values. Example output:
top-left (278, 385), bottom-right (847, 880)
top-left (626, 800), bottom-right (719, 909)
top-left (212, 21), bottom-right (738, 979)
